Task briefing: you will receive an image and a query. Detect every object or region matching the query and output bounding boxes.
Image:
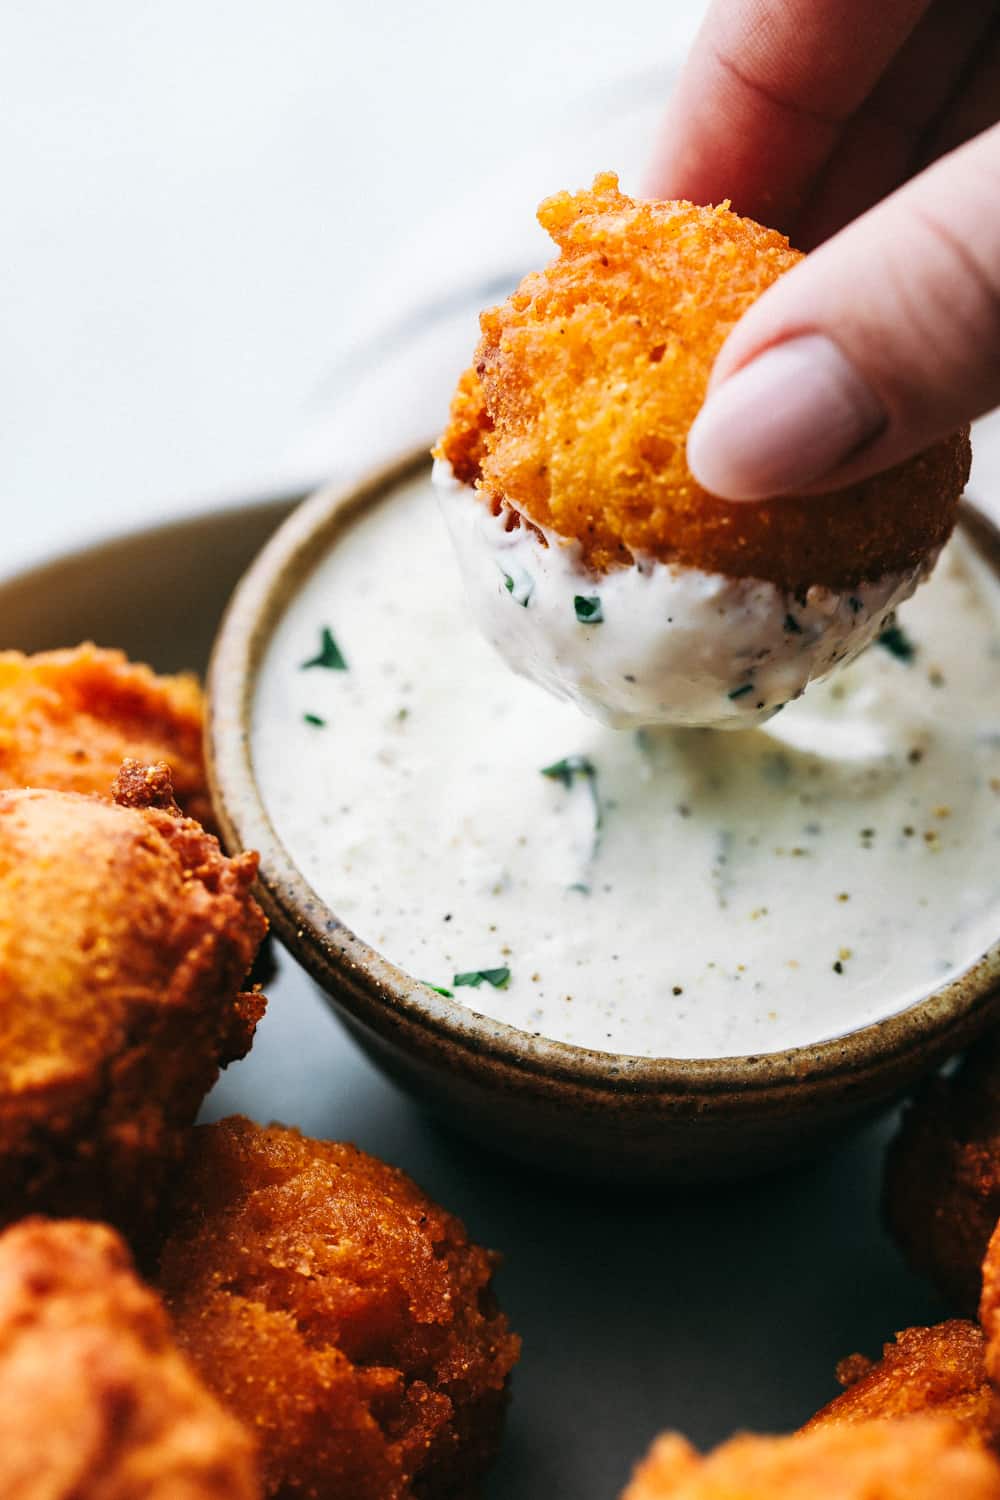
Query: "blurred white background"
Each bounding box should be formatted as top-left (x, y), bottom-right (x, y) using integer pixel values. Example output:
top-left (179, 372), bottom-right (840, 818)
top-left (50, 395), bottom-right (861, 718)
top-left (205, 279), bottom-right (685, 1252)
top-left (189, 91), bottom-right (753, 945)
top-left (1, 1), bottom-right (706, 567)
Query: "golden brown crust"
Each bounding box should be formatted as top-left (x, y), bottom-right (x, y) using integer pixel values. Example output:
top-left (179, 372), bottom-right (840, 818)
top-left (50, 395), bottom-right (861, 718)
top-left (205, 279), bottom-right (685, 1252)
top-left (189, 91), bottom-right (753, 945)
top-left (885, 1037), bottom-right (1000, 1314)
top-left (0, 643), bottom-right (216, 830)
top-left (0, 775), bottom-right (267, 1235)
top-left (158, 1116), bottom-right (521, 1500)
top-left (0, 1217), bottom-right (259, 1499)
top-left (978, 1222), bottom-right (1000, 1387)
top-left (621, 1419), bottom-right (1000, 1499)
top-left (802, 1321), bottom-right (1000, 1449)
top-left (440, 365), bottom-right (492, 487)
top-left (437, 173), bottom-right (969, 590)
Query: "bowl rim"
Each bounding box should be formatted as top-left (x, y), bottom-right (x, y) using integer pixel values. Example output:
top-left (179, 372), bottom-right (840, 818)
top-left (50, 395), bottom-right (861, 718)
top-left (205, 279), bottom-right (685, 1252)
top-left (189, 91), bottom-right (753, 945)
top-left (207, 445), bottom-right (1000, 1097)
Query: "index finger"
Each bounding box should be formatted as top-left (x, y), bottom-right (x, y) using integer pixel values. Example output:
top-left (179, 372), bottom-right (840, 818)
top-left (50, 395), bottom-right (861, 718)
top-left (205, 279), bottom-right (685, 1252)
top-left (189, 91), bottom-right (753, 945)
top-left (646, 0), bottom-right (931, 233)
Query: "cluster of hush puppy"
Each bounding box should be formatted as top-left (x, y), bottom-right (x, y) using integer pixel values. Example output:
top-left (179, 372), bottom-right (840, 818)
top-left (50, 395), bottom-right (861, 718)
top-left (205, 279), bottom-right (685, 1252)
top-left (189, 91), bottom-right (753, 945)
top-left (0, 644), bottom-right (519, 1500)
top-left (8, 638), bottom-right (1000, 1500)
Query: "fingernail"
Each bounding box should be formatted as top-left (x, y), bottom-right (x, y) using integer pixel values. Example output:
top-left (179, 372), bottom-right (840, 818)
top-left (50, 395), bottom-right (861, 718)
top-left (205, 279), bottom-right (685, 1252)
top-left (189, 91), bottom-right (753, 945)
top-left (687, 334), bottom-right (886, 500)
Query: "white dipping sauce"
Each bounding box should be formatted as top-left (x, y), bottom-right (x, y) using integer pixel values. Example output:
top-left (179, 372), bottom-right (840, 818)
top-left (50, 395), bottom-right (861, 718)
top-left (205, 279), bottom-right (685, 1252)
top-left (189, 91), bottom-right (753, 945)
top-left (254, 471), bottom-right (1000, 1059)
top-left (434, 458), bottom-right (928, 730)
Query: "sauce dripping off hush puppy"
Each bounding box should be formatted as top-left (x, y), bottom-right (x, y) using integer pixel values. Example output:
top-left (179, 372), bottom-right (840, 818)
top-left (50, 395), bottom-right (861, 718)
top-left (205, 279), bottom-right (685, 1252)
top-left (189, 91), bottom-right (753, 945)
top-left (435, 174), bottom-right (970, 729)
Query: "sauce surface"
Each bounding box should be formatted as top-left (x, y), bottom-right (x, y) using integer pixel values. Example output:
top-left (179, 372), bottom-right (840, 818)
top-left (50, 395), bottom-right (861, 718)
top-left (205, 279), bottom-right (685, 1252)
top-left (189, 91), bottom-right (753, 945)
top-left (254, 472), bottom-right (1000, 1059)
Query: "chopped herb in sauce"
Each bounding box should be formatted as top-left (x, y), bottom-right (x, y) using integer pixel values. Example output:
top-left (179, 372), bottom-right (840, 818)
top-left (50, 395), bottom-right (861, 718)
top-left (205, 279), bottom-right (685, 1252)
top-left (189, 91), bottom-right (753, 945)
top-left (302, 626), bottom-right (348, 671)
top-left (574, 594), bottom-right (604, 624)
top-left (541, 754), bottom-right (596, 790)
top-left (423, 982), bottom-right (453, 997)
top-left (541, 753), bottom-right (604, 843)
top-left (303, 712), bottom-right (327, 728)
top-left (727, 682), bottom-right (753, 701)
top-left (877, 623), bottom-right (916, 662)
top-left (453, 967), bottom-right (511, 990)
top-left (783, 613), bottom-right (802, 634)
top-left (500, 563), bottom-right (534, 607)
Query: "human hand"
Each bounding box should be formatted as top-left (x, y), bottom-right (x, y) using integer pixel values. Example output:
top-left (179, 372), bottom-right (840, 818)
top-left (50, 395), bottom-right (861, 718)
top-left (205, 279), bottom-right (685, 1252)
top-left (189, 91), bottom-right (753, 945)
top-left (647, 0), bottom-right (1000, 499)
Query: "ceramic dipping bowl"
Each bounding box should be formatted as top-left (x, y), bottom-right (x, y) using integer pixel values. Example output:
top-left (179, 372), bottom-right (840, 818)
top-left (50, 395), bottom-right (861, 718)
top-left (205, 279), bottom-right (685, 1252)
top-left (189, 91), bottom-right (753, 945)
top-left (208, 449), bottom-right (1000, 1184)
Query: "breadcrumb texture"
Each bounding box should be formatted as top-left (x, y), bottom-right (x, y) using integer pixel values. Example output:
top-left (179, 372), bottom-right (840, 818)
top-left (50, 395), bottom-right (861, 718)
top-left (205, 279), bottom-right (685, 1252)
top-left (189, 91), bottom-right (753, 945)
top-left (0, 767), bottom-right (266, 1234)
top-left (158, 1117), bottom-right (521, 1500)
top-left (0, 1218), bottom-right (259, 1499)
top-left (437, 173), bottom-right (969, 590)
top-left (802, 1321), bottom-right (1000, 1449)
top-left (0, 643), bottom-right (215, 829)
top-left (621, 1418), bottom-right (1000, 1500)
top-left (885, 1036), bottom-right (1000, 1314)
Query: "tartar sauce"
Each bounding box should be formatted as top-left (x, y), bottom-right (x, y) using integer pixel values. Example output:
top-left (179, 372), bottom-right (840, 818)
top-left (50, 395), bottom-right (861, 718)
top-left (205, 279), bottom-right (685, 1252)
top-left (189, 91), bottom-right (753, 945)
top-left (254, 471), bottom-right (1000, 1059)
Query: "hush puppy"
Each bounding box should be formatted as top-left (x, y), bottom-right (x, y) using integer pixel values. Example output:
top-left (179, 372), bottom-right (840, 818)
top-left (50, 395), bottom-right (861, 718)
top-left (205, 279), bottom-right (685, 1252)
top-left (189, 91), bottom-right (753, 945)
top-left (0, 643), bottom-right (215, 828)
top-left (0, 1217), bottom-right (259, 1499)
top-left (157, 1116), bottom-right (521, 1500)
top-left (438, 173), bottom-right (968, 589)
top-left (434, 175), bottom-right (969, 727)
top-left (621, 1419), bottom-right (1000, 1500)
top-left (977, 1220), bottom-right (1000, 1388)
top-left (802, 1320), bottom-right (1000, 1450)
top-left (885, 1037), bottom-right (1000, 1314)
top-left (0, 764), bottom-right (266, 1234)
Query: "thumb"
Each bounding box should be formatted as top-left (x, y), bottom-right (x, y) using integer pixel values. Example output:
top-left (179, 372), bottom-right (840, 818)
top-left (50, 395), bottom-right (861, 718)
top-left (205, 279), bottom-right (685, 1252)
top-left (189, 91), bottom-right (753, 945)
top-left (687, 122), bottom-right (1000, 500)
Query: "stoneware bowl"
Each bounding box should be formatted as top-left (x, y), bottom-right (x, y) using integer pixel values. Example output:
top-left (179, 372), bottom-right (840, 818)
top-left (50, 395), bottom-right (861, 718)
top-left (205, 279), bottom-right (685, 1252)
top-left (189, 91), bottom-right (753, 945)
top-left (208, 448), bottom-right (1000, 1184)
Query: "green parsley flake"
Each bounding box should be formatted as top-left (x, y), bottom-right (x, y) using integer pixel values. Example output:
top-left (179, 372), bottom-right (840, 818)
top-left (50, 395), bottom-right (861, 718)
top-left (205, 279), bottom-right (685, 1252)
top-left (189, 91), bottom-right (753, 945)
top-left (540, 754), bottom-right (604, 855)
top-left (540, 754), bottom-right (596, 790)
top-left (727, 682), bottom-right (754, 700)
top-left (423, 982), bottom-right (453, 997)
top-left (877, 623), bottom-right (916, 662)
top-left (499, 563), bottom-right (534, 607)
top-left (574, 595), bottom-right (604, 624)
top-left (303, 712), bottom-right (327, 728)
top-left (302, 626), bottom-right (348, 672)
top-left (453, 967), bottom-right (511, 990)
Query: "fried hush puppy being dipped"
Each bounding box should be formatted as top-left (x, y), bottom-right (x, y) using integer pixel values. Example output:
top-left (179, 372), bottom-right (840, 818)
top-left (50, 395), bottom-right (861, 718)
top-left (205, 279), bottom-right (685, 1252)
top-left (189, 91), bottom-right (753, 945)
top-left (156, 1116), bottom-right (521, 1500)
top-left (0, 1216), bottom-right (260, 1499)
top-left (0, 761), bottom-right (266, 1237)
top-left (434, 174), bottom-right (970, 728)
